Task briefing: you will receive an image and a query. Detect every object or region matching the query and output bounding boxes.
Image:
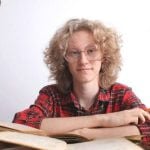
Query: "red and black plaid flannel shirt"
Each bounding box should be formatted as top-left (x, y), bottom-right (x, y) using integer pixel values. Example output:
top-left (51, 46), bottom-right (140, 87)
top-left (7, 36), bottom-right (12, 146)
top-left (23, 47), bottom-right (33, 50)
top-left (13, 83), bottom-right (150, 147)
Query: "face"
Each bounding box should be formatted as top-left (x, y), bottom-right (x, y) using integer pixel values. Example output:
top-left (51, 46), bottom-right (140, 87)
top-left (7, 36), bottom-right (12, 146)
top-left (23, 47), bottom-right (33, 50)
top-left (66, 30), bottom-right (102, 84)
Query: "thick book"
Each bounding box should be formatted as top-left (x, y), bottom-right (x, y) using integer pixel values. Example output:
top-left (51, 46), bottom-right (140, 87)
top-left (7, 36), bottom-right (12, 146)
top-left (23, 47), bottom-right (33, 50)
top-left (0, 121), bottom-right (89, 149)
top-left (0, 121), bottom-right (144, 150)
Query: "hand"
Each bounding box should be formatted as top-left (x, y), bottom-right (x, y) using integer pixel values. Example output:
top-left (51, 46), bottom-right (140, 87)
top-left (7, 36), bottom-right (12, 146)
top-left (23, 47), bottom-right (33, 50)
top-left (99, 108), bottom-right (150, 127)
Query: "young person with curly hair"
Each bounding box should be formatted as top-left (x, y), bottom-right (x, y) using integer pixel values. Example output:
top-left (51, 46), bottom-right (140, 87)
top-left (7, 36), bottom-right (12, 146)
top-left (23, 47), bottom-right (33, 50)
top-left (13, 18), bottom-right (150, 148)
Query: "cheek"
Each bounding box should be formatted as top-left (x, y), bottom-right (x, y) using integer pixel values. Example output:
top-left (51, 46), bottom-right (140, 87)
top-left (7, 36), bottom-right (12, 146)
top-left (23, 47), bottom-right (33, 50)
top-left (67, 63), bottom-right (76, 74)
top-left (94, 62), bottom-right (102, 72)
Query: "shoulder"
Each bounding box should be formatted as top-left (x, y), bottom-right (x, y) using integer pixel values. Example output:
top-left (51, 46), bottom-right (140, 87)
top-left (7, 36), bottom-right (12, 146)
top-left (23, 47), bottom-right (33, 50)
top-left (39, 84), bottom-right (63, 96)
top-left (110, 82), bottom-right (131, 91)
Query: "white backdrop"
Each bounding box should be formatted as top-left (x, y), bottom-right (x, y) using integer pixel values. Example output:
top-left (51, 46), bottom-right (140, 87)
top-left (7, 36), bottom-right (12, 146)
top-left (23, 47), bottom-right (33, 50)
top-left (0, 0), bottom-right (150, 122)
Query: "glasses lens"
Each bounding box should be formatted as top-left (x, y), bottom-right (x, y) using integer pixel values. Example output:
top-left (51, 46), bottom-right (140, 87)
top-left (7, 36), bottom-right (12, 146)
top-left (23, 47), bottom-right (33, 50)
top-left (65, 46), bottom-right (101, 62)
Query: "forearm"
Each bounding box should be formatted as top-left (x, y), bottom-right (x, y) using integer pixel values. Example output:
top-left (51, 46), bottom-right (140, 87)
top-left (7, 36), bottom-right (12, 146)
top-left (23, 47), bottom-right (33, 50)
top-left (74, 125), bottom-right (141, 140)
top-left (40, 115), bottom-right (100, 135)
top-left (40, 108), bottom-right (150, 135)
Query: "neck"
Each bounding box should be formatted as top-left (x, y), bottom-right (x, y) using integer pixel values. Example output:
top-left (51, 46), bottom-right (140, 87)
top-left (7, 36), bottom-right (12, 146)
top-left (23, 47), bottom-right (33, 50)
top-left (73, 81), bottom-right (99, 110)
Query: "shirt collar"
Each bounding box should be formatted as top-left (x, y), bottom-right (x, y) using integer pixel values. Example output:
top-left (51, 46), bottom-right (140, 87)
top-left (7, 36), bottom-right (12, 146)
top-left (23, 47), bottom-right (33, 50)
top-left (70, 91), bottom-right (81, 108)
top-left (97, 88), bottom-right (110, 102)
top-left (69, 87), bottom-right (110, 106)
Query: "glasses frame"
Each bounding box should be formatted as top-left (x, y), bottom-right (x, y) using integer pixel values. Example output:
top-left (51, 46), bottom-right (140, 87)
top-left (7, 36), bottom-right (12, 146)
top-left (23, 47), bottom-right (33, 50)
top-left (64, 45), bottom-right (102, 63)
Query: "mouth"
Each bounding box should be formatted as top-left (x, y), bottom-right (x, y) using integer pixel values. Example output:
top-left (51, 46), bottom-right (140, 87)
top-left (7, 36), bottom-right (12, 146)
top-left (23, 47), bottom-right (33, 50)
top-left (77, 68), bottom-right (93, 71)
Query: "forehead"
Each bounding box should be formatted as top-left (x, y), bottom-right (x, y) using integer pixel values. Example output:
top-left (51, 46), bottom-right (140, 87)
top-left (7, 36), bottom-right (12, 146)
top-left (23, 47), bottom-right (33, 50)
top-left (68, 30), bottom-right (95, 47)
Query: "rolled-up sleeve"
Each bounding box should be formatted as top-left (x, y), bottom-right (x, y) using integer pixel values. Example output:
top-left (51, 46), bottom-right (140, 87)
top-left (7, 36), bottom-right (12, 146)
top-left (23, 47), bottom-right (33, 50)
top-left (136, 121), bottom-right (150, 148)
top-left (122, 87), bottom-right (150, 147)
top-left (13, 92), bottom-right (53, 129)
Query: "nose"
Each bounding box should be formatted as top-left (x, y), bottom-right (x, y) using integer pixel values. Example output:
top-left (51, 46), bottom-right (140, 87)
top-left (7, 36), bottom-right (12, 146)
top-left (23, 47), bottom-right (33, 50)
top-left (78, 52), bottom-right (89, 63)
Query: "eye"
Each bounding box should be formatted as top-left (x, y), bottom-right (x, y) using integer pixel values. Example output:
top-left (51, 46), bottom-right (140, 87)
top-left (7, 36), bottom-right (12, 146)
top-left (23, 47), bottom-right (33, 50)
top-left (87, 48), bottom-right (96, 54)
top-left (67, 50), bottom-right (79, 57)
top-left (72, 51), bottom-right (79, 55)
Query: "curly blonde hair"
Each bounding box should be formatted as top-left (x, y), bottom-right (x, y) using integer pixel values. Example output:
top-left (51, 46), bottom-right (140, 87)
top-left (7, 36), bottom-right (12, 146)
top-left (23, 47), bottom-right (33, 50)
top-left (44, 18), bottom-right (122, 94)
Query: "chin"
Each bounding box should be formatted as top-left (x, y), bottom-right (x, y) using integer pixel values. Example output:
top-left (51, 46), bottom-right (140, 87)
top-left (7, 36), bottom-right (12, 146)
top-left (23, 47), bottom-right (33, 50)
top-left (76, 78), bottom-right (95, 83)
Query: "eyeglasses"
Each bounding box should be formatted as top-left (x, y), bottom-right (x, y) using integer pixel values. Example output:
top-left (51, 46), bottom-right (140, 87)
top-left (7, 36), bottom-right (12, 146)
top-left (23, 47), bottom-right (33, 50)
top-left (64, 45), bottom-right (101, 63)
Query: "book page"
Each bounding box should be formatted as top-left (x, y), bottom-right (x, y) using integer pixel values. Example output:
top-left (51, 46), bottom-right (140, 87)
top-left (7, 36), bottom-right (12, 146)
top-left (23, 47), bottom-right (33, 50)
top-left (0, 121), bottom-right (90, 144)
top-left (0, 131), bottom-right (67, 150)
top-left (67, 138), bottom-right (144, 150)
top-left (0, 121), bottom-right (46, 135)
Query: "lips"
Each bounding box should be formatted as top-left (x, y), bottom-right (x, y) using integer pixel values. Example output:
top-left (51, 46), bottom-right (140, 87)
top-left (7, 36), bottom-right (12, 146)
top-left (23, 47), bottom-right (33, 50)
top-left (77, 68), bottom-right (93, 71)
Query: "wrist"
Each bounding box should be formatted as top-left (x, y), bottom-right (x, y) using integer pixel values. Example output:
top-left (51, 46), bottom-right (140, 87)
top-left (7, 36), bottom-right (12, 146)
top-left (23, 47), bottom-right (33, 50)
top-left (80, 128), bottom-right (93, 140)
top-left (94, 114), bottom-right (107, 127)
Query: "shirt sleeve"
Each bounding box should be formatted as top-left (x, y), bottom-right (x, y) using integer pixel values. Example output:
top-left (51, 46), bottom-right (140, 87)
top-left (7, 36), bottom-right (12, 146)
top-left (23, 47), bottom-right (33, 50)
top-left (12, 92), bottom-right (54, 129)
top-left (122, 88), bottom-right (150, 147)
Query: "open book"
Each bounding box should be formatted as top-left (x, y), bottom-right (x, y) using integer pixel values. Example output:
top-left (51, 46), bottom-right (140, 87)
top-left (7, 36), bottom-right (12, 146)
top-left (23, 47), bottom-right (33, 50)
top-left (0, 121), bottom-right (89, 149)
top-left (0, 121), bottom-right (144, 150)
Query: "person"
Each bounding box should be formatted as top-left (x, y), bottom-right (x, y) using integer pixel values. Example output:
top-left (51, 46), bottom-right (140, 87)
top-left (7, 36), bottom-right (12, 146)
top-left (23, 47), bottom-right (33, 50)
top-left (13, 18), bottom-right (150, 148)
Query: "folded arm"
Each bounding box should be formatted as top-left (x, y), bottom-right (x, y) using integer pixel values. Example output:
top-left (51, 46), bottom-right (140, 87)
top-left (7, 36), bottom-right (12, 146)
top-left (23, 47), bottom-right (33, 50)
top-left (40, 108), bottom-right (150, 135)
top-left (68, 125), bottom-right (140, 140)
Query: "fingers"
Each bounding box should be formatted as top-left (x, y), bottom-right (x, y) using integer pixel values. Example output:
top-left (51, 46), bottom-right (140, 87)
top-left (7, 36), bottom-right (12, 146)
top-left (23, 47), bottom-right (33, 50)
top-left (144, 108), bottom-right (150, 113)
top-left (138, 113), bottom-right (146, 123)
top-left (132, 108), bottom-right (150, 123)
top-left (140, 109), bottom-right (150, 122)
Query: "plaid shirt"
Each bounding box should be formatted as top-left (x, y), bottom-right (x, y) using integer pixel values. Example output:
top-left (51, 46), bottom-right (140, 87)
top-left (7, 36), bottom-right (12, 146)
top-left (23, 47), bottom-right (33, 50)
top-left (13, 83), bottom-right (150, 147)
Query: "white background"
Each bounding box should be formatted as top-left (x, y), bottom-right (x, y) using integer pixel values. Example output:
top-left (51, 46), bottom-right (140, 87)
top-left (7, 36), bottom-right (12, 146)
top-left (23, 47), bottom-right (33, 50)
top-left (0, 0), bottom-right (150, 122)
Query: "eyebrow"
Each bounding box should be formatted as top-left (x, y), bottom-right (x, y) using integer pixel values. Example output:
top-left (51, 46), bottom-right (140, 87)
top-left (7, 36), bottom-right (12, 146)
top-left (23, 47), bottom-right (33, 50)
top-left (68, 43), bottom-right (97, 50)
